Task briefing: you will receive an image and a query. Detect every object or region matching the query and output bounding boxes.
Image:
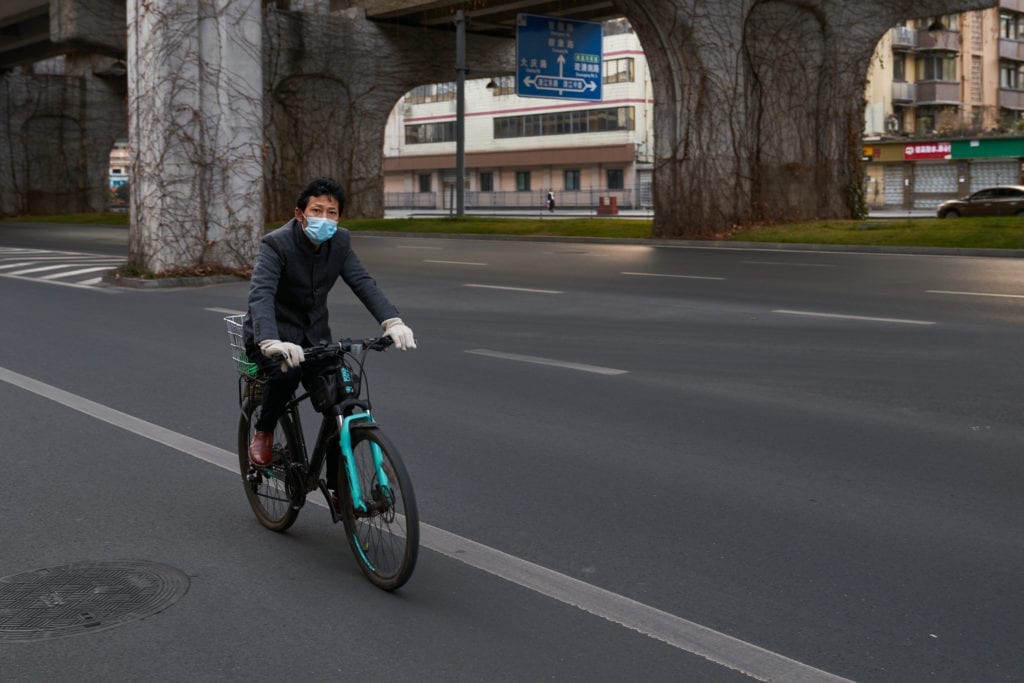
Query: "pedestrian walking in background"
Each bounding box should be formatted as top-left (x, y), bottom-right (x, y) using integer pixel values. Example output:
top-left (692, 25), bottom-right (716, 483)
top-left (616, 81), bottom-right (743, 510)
top-left (546, 191), bottom-right (555, 213)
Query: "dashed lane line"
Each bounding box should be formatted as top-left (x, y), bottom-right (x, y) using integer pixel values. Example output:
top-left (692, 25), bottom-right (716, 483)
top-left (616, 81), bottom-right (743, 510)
top-left (774, 309), bottom-right (935, 325)
top-left (466, 349), bottom-right (628, 376)
top-left (926, 289), bottom-right (1024, 300)
top-left (424, 259), bottom-right (488, 266)
top-left (622, 271), bottom-right (725, 281)
top-left (464, 283), bottom-right (562, 294)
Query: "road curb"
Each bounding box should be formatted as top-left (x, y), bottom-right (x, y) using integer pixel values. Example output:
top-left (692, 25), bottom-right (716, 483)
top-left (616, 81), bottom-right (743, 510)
top-left (350, 230), bottom-right (1024, 258)
top-left (102, 272), bottom-right (245, 288)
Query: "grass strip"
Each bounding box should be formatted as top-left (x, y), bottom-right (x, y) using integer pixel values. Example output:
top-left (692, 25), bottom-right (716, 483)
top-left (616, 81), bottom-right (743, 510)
top-left (4, 212), bottom-right (1022, 250)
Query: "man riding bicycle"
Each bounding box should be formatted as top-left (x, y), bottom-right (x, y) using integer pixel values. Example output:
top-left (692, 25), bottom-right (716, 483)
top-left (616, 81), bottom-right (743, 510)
top-left (242, 177), bottom-right (415, 467)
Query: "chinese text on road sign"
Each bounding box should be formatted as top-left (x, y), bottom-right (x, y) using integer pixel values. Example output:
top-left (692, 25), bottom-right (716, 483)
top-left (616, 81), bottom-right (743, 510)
top-left (516, 14), bottom-right (603, 102)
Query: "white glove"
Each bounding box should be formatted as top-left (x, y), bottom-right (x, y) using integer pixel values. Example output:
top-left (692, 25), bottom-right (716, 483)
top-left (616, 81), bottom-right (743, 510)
top-left (381, 318), bottom-right (416, 351)
top-left (259, 339), bottom-right (305, 368)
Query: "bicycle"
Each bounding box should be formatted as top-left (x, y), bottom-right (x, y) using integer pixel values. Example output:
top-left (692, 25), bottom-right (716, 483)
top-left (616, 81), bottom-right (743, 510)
top-left (224, 315), bottom-right (419, 591)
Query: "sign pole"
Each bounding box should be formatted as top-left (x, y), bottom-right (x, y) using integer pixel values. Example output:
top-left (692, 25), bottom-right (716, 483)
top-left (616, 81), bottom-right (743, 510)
top-left (455, 10), bottom-right (466, 217)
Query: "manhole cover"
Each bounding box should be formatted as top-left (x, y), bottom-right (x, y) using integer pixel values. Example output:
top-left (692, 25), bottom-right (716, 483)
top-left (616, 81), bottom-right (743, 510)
top-left (0, 560), bottom-right (189, 642)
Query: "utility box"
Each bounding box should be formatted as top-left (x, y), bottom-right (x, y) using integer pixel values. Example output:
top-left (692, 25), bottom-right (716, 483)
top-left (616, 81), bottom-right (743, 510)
top-left (597, 196), bottom-right (619, 215)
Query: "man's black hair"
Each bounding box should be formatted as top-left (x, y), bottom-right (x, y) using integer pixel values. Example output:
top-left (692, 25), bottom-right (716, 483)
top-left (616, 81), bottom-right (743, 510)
top-left (296, 177), bottom-right (345, 213)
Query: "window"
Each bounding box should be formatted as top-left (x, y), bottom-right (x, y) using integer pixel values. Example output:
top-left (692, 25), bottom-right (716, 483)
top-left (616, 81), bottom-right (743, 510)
top-left (916, 55), bottom-right (956, 81)
top-left (564, 169), bottom-right (581, 191)
top-left (490, 75), bottom-right (515, 96)
top-left (971, 56), bottom-right (983, 102)
top-left (1000, 61), bottom-right (1023, 90)
top-left (603, 57), bottom-right (634, 84)
top-left (893, 54), bottom-right (905, 82)
top-left (606, 169), bottom-right (624, 190)
top-left (516, 171), bottom-right (531, 192)
top-left (405, 121), bottom-right (456, 144)
top-left (479, 172), bottom-right (494, 192)
top-left (915, 14), bottom-right (958, 31)
top-left (1001, 12), bottom-right (1021, 40)
top-left (418, 174), bottom-right (431, 193)
top-left (405, 82), bottom-right (457, 104)
top-left (494, 106), bottom-right (635, 139)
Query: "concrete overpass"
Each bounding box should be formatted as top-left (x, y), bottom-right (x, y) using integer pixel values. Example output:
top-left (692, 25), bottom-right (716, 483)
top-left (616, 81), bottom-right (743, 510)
top-left (0, 0), bottom-right (996, 273)
top-left (364, 0), bottom-right (618, 36)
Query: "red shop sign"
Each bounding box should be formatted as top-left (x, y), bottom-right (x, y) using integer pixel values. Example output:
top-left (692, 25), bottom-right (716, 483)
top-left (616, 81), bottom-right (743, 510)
top-left (904, 142), bottom-right (951, 160)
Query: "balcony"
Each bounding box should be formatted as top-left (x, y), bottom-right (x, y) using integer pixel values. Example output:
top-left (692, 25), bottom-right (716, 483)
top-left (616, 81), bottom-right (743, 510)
top-left (1000, 0), bottom-right (1024, 12)
top-left (892, 81), bottom-right (917, 103)
top-left (999, 38), bottom-right (1024, 61)
top-left (915, 81), bottom-right (961, 104)
top-left (999, 88), bottom-right (1024, 110)
top-left (890, 26), bottom-right (917, 51)
top-left (916, 29), bottom-right (960, 52)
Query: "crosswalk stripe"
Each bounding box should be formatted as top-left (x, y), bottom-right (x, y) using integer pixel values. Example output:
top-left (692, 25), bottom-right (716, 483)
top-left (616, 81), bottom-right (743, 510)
top-left (6, 264), bottom-right (75, 276)
top-left (0, 248), bottom-right (120, 290)
top-left (39, 266), bottom-right (115, 280)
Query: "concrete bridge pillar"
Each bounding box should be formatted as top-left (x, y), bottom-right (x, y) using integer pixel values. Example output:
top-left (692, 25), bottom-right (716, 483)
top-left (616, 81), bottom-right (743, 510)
top-left (0, 56), bottom-right (126, 216)
top-left (615, 0), bottom-right (994, 238)
top-left (127, 0), bottom-right (264, 271)
top-left (262, 8), bottom-right (513, 222)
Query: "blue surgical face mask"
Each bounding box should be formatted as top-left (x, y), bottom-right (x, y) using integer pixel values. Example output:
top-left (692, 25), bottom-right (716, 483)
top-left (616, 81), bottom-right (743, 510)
top-left (302, 215), bottom-right (337, 244)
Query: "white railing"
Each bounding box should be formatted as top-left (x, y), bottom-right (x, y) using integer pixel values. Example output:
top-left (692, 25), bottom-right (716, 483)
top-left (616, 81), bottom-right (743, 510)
top-left (385, 189), bottom-right (638, 210)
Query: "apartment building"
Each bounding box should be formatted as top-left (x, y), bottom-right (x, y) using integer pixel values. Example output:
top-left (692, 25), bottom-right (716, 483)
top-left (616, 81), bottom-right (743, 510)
top-left (382, 19), bottom-right (654, 211)
top-left (863, 2), bottom-right (1024, 209)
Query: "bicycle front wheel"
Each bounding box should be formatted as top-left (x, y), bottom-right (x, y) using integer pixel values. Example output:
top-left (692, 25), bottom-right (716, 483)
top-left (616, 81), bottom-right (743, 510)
top-left (238, 398), bottom-right (301, 532)
top-left (338, 427), bottom-right (419, 591)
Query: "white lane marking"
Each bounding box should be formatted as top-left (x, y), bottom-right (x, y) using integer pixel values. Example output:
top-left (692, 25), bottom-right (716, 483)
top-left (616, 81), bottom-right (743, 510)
top-left (77, 277), bottom-right (104, 286)
top-left (0, 273), bottom-right (118, 292)
top-left (398, 245), bottom-right (443, 250)
top-left (622, 271), bottom-right (725, 281)
top-left (741, 260), bottom-right (837, 268)
top-left (6, 264), bottom-right (79, 276)
top-left (464, 284), bottom-right (562, 294)
top-left (466, 349), bottom-right (627, 376)
top-left (206, 307), bottom-right (246, 315)
top-left (39, 266), bottom-right (115, 280)
top-left (424, 259), bottom-right (488, 266)
top-left (774, 309), bottom-right (935, 325)
top-left (0, 364), bottom-right (851, 683)
top-left (926, 289), bottom-right (1024, 300)
top-left (0, 254), bottom-right (117, 261)
top-left (0, 262), bottom-right (33, 270)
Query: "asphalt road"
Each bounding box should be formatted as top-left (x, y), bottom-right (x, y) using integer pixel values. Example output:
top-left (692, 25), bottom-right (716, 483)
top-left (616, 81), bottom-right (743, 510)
top-left (1, 225), bottom-right (1022, 681)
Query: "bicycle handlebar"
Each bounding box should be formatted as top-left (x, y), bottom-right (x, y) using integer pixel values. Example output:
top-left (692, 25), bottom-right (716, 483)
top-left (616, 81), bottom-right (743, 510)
top-left (301, 336), bottom-right (393, 362)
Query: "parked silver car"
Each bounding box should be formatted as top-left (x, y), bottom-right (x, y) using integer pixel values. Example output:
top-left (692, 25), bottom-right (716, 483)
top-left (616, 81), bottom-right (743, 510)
top-left (936, 185), bottom-right (1024, 218)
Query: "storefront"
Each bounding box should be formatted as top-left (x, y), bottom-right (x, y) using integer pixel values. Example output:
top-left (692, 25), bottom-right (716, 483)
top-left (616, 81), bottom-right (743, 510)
top-left (863, 137), bottom-right (1024, 210)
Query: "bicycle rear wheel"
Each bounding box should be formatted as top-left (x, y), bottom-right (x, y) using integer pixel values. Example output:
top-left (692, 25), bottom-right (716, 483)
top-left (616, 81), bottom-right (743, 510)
top-left (238, 399), bottom-right (301, 532)
top-left (338, 427), bottom-right (419, 591)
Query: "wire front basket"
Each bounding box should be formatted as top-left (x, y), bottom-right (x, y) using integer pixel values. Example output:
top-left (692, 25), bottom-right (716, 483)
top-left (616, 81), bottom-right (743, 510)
top-left (224, 314), bottom-right (261, 379)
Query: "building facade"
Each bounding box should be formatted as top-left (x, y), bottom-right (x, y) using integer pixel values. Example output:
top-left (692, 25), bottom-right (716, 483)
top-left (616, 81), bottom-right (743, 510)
top-left (863, 2), bottom-right (1024, 209)
top-left (382, 20), bottom-right (654, 211)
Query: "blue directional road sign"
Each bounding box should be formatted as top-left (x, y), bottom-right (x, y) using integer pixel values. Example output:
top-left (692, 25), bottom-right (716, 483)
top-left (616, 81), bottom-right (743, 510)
top-left (516, 13), bottom-right (602, 102)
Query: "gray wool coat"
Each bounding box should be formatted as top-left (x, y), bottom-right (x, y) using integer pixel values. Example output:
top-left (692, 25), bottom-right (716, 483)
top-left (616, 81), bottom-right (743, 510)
top-left (243, 219), bottom-right (399, 348)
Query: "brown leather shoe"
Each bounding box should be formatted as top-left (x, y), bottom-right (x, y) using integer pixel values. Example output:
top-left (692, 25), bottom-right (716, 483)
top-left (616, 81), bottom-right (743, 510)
top-left (249, 431), bottom-right (274, 466)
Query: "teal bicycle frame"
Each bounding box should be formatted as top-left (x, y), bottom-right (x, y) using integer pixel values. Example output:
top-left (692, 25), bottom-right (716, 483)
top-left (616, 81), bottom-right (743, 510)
top-left (337, 412), bottom-right (391, 514)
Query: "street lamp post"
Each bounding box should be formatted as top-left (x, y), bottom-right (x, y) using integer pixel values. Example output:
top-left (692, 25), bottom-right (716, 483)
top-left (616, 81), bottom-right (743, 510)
top-left (454, 10), bottom-right (467, 217)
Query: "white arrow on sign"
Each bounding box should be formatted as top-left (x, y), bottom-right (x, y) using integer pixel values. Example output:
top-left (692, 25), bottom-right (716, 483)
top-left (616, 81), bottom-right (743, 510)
top-left (523, 56), bottom-right (597, 95)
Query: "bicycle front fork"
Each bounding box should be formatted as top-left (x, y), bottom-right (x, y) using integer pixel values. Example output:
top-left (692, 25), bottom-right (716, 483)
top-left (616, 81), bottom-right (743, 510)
top-left (337, 413), bottom-right (390, 514)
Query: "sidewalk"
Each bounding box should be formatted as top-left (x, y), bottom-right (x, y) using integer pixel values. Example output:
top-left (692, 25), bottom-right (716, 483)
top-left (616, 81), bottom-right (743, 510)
top-left (384, 208), bottom-right (653, 219)
top-left (383, 208), bottom-right (936, 220)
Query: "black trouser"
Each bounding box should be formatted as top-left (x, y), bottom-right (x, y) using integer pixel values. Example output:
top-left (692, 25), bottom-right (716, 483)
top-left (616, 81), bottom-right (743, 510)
top-left (247, 344), bottom-right (341, 489)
